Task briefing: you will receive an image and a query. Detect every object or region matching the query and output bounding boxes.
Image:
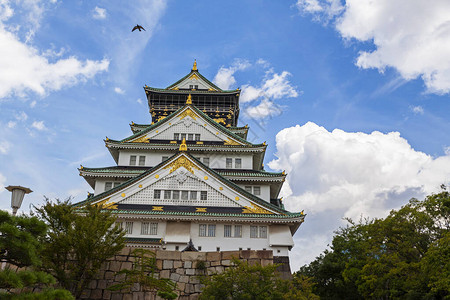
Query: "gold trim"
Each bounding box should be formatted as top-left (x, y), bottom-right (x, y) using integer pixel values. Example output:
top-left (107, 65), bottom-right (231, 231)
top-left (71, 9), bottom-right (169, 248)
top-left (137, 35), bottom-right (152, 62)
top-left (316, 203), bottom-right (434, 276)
top-left (178, 108), bottom-right (198, 120)
top-left (94, 198), bottom-right (117, 210)
top-left (170, 141), bottom-right (177, 144)
top-left (152, 206), bottom-right (163, 211)
top-left (242, 203), bottom-right (273, 214)
top-left (204, 176), bottom-right (208, 180)
top-left (224, 138), bottom-right (240, 146)
top-left (235, 196), bottom-right (239, 201)
top-left (131, 135), bottom-right (149, 143)
top-left (121, 193), bottom-right (125, 197)
top-left (163, 156), bottom-right (200, 174)
top-left (192, 59), bottom-right (197, 71)
top-left (189, 73), bottom-right (200, 80)
top-left (196, 207), bottom-right (207, 213)
top-left (196, 141), bottom-right (203, 145)
top-left (213, 118), bottom-right (226, 125)
top-left (155, 175), bottom-right (159, 179)
top-left (139, 184), bottom-right (143, 188)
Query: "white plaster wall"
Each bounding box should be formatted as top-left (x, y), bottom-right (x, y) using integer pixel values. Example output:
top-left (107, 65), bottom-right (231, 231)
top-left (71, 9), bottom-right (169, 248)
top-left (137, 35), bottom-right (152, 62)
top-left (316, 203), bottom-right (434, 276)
top-left (153, 121), bottom-right (223, 142)
top-left (94, 179), bottom-right (125, 195)
top-left (118, 150), bottom-right (170, 167)
top-left (236, 184), bottom-right (271, 202)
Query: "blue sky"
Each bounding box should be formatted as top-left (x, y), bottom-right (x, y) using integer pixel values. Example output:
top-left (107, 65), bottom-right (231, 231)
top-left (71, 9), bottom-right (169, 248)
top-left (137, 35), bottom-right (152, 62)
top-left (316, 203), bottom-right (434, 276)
top-left (1, 0), bottom-right (449, 270)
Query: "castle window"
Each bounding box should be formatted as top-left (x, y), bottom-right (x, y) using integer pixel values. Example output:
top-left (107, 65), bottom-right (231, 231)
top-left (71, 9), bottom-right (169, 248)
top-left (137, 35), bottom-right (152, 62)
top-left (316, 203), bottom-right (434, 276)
top-left (224, 225), bottom-right (232, 237)
top-left (200, 191), bottom-right (207, 200)
top-left (181, 191), bottom-right (189, 200)
top-left (116, 222), bottom-right (123, 229)
top-left (175, 246), bottom-right (179, 251)
top-left (172, 190), bottom-right (180, 200)
top-left (234, 225), bottom-right (242, 238)
top-left (154, 190), bottom-right (161, 199)
top-left (174, 133), bottom-right (179, 140)
top-left (235, 158), bottom-right (242, 169)
top-left (199, 224), bottom-right (207, 237)
top-left (130, 155), bottom-right (137, 166)
top-left (250, 226), bottom-right (258, 238)
top-left (181, 133), bottom-right (186, 140)
top-left (259, 226), bottom-right (267, 238)
top-left (105, 182), bottom-right (113, 191)
top-left (139, 156), bottom-right (146, 166)
top-left (195, 134), bottom-right (200, 141)
top-left (195, 85), bottom-right (198, 89)
top-left (189, 85), bottom-right (193, 89)
top-left (188, 133), bottom-right (194, 141)
top-left (224, 225), bottom-right (242, 238)
top-left (208, 225), bottom-right (216, 237)
top-left (190, 191), bottom-right (197, 200)
top-left (113, 182), bottom-right (121, 188)
top-left (253, 186), bottom-right (261, 196)
top-left (250, 226), bottom-right (267, 238)
top-left (199, 224), bottom-right (216, 237)
top-left (245, 186), bottom-right (252, 193)
top-left (125, 222), bottom-right (133, 234)
top-left (149, 223), bottom-right (158, 235)
top-left (226, 158), bottom-right (232, 169)
top-left (164, 190), bottom-right (171, 199)
top-left (198, 246), bottom-right (202, 251)
top-left (203, 157), bottom-right (209, 167)
top-left (216, 247), bottom-right (220, 251)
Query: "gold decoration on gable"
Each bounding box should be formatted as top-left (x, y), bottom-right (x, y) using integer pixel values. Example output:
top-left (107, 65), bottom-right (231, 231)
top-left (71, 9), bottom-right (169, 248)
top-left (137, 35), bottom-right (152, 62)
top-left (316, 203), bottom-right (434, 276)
top-left (178, 108), bottom-right (198, 120)
top-left (242, 203), bottom-right (273, 215)
top-left (152, 206), bottom-right (163, 211)
top-left (224, 138), bottom-right (240, 146)
top-left (157, 116), bottom-right (166, 122)
top-left (94, 198), bottom-right (117, 210)
top-left (163, 156), bottom-right (200, 174)
top-left (132, 135), bottom-right (150, 143)
top-left (189, 73), bottom-right (200, 81)
top-left (196, 207), bottom-right (207, 213)
top-left (214, 118), bottom-right (226, 125)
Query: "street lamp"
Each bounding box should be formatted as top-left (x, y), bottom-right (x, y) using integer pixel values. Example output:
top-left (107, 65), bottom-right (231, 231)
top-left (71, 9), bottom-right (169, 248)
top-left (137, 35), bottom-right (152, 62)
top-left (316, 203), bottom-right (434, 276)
top-left (5, 185), bottom-right (33, 215)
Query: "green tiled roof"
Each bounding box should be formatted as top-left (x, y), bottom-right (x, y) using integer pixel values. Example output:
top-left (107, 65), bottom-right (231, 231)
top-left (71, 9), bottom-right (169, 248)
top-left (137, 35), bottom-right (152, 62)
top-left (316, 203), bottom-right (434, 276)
top-left (125, 237), bottom-right (163, 244)
top-left (105, 139), bottom-right (265, 150)
top-left (145, 86), bottom-right (238, 94)
top-left (162, 70), bottom-right (225, 92)
top-left (117, 104), bottom-right (261, 147)
top-left (74, 152), bottom-right (296, 217)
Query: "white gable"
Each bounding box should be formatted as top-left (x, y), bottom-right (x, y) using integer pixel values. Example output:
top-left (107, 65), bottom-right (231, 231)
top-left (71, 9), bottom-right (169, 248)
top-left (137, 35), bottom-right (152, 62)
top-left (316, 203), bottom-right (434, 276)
top-left (91, 154), bottom-right (278, 214)
top-left (170, 72), bottom-right (218, 91)
top-left (129, 107), bottom-right (243, 145)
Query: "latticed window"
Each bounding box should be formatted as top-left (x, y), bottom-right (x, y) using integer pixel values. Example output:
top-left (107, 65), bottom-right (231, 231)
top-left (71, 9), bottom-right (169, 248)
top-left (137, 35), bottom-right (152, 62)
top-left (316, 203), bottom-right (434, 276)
top-left (226, 158), bottom-right (232, 169)
top-left (141, 222), bottom-right (149, 235)
top-left (200, 191), bottom-right (207, 200)
top-left (174, 133), bottom-right (179, 140)
top-left (181, 191), bottom-right (189, 200)
top-left (125, 222), bottom-right (133, 234)
top-left (164, 190), bottom-right (171, 199)
top-left (105, 182), bottom-right (113, 191)
top-left (235, 158), bottom-right (242, 169)
top-left (141, 222), bottom-right (158, 235)
top-left (250, 226), bottom-right (258, 238)
top-left (129, 155), bottom-right (137, 166)
top-left (115, 222), bottom-right (123, 229)
top-left (139, 156), bottom-right (146, 166)
top-left (208, 224), bottom-right (216, 237)
top-left (149, 223), bottom-right (158, 235)
top-left (245, 186), bottom-right (252, 193)
top-left (172, 190), bottom-right (180, 200)
top-left (224, 225), bottom-right (232, 237)
top-left (253, 186), bottom-right (261, 196)
top-left (181, 133), bottom-right (186, 140)
top-left (188, 134), bottom-right (194, 141)
top-left (199, 224), bottom-right (207, 237)
top-left (190, 191), bottom-right (197, 200)
top-left (195, 134), bottom-right (200, 141)
top-left (154, 190), bottom-right (161, 199)
top-left (234, 225), bottom-right (242, 238)
top-left (259, 226), bottom-right (267, 238)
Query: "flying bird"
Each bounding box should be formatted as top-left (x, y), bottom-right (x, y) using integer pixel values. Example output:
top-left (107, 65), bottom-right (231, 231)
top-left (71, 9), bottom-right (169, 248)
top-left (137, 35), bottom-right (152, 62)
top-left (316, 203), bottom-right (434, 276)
top-left (132, 24), bottom-right (145, 32)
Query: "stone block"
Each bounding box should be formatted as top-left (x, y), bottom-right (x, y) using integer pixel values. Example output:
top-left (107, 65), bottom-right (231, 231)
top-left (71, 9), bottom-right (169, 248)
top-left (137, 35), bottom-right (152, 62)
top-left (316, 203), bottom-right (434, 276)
top-left (160, 269), bottom-right (170, 278)
top-left (221, 251), bottom-right (240, 260)
top-left (163, 260), bottom-right (173, 269)
top-left (211, 260), bottom-right (221, 266)
top-left (257, 250), bottom-right (273, 259)
top-left (190, 293), bottom-right (200, 300)
top-left (80, 289), bottom-right (91, 299)
top-left (170, 273), bottom-right (181, 281)
top-left (221, 259), bottom-right (232, 266)
top-left (194, 284), bottom-right (204, 293)
top-left (177, 282), bottom-right (186, 292)
top-left (111, 293), bottom-right (123, 300)
top-left (102, 289), bottom-right (111, 299)
top-left (185, 283), bottom-right (195, 294)
top-left (156, 260), bottom-right (163, 270)
top-left (215, 266), bottom-right (224, 273)
top-left (119, 247), bottom-right (131, 256)
top-left (88, 280), bottom-right (97, 289)
top-left (131, 283), bottom-right (141, 292)
top-left (156, 250), bottom-right (181, 260)
top-left (248, 259), bottom-right (260, 266)
top-left (132, 292), bottom-right (145, 300)
top-left (179, 275), bottom-right (189, 283)
top-left (174, 260), bottom-right (183, 268)
top-left (98, 279), bottom-right (108, 289)
top-left (240, 250), bottom-right (258, 259)
top-left (206, 251), bottom-right (221, 261)
top-left (90, 289), bottom-right (103, 299)
top-left (121, 261), bottom-right (133, 271)
top-left (115, 273), bottom-right (126, 282)
top-left (189, 276), bottom-right (200, 284)
top-left (184, 261), bottom-right (192, 268)
top-left (185, 268), bottom-right (195, 275)
top-left (176, 268), bottom-right (185, 275)
top-left (123, 294), bottom-right (133, 300)
top-left (117, 255), bottom-right (128, 261)
top-left (261, 259), bottom-right (273, 267)
top-left (110, 261), bottom-right (122, 272)
top-left (144, 292), bottom-right (156, 300)
top-left (206, 267), bottom-right (215, 275)
top-left (105, 271), bottom-right (115, 279)
top-left (181, 251), bottom-right (206, 261)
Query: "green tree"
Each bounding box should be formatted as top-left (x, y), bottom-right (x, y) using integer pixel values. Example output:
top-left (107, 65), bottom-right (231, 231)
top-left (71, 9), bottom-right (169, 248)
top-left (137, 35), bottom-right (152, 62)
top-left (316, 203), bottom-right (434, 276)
top-left (109, 248), bottom-right (177, 299)
top-left (33, 198), bottom-right (125, 298)
top-left (199, 259), bottom-right (313, 300)
top-left (0, 210), bottom-right (73, 299)
top-left (297, 188), bottom-right (450, 300)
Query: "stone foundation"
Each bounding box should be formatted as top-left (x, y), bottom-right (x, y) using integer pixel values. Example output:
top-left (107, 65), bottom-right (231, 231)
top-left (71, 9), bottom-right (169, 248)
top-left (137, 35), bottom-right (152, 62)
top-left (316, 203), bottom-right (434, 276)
top-left (78, 248), bottom-right (290, 300)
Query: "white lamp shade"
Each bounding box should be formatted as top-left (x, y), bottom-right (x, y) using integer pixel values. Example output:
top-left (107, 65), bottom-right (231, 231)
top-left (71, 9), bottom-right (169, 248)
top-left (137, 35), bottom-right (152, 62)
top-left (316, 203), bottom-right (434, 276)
top-left (5, 185), bottom-right (32, 215)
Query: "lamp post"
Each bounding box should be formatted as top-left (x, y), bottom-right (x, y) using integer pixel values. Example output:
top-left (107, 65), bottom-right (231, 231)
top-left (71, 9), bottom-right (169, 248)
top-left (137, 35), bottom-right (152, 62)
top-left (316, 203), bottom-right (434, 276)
top-left (5, 185), bottom-right (33, 216)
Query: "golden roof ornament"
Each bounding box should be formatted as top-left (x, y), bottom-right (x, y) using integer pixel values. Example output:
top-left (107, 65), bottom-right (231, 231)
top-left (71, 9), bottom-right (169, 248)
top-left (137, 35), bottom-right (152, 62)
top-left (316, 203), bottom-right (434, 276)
top-left (179, 138), bottom-right (188, 151)
top-left (192, 59), bottom-right (198, 71)
top-left (186, 94), bottom-right (192, 104)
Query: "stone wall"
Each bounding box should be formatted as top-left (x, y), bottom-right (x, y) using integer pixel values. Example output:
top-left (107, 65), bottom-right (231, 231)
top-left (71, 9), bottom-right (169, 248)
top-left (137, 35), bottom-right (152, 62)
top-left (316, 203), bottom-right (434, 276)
top-left (79, 248), bottom-right (290, 300)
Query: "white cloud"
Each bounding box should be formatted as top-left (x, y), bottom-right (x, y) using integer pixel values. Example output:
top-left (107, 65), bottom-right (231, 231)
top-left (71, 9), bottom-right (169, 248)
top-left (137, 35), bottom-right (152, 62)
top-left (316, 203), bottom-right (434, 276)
top-left (92, 6), bottom-right (107, 20)
top-left (0, 140), bottom-right (10, 154)
top-left (269, 122), bottom-right (450, 269)
top-left (0, 2), bottom-right (109, 99)
top-left (244, 99), bottom-right (283, 120)
top-left (31, 120), bottom-right (46, 131)
top-left (15, 111), bottom-right (28, 121)
top-left (29, 100), bottom-right (36, 108)
top-left (137, 98), bottom-right (143, 104)
top-left (0, 172), bottom-right (6, 196)
top-left (7, 121), bottom-right (16, 128)
top-left (297, 0), bottom-right (450, 94)
top-left (114, 87), bottom-right (125, 94)
top-left (213, 59), bottom-right (251, 90)
top-left (410, 105), bottom-right (424, 115)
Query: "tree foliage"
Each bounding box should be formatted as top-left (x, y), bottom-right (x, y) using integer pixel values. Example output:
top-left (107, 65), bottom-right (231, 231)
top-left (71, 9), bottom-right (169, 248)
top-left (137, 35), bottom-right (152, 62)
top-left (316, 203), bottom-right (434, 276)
top-left (0, 210), bottom-right (73, 299)
top-left (298, 188), bottom-right (450, 299)
top-left (33, 198), bottom-right (125, 298)
top-left (109, 248), bottom-right (177, 299)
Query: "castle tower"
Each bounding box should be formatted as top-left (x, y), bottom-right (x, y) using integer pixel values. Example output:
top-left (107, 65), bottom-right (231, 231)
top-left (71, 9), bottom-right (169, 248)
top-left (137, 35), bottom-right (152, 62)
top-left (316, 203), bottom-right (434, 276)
top-left (74, 61), bottom-right (304, 261)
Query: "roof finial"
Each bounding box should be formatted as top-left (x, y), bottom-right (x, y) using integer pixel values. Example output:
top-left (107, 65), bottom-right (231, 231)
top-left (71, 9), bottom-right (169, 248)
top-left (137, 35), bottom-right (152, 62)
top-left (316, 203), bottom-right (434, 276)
top-left (186, 94), bottom-right (192, 104)
top-left (179, 138), bottom-right (187, 151)
top-left (192, 59), bottom-right (197, 71)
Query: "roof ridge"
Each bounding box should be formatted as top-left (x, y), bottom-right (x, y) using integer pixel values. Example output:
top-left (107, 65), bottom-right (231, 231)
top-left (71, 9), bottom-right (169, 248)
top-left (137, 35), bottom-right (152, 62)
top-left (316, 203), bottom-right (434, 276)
top-left (164, 70), bottom-right (223, 91)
